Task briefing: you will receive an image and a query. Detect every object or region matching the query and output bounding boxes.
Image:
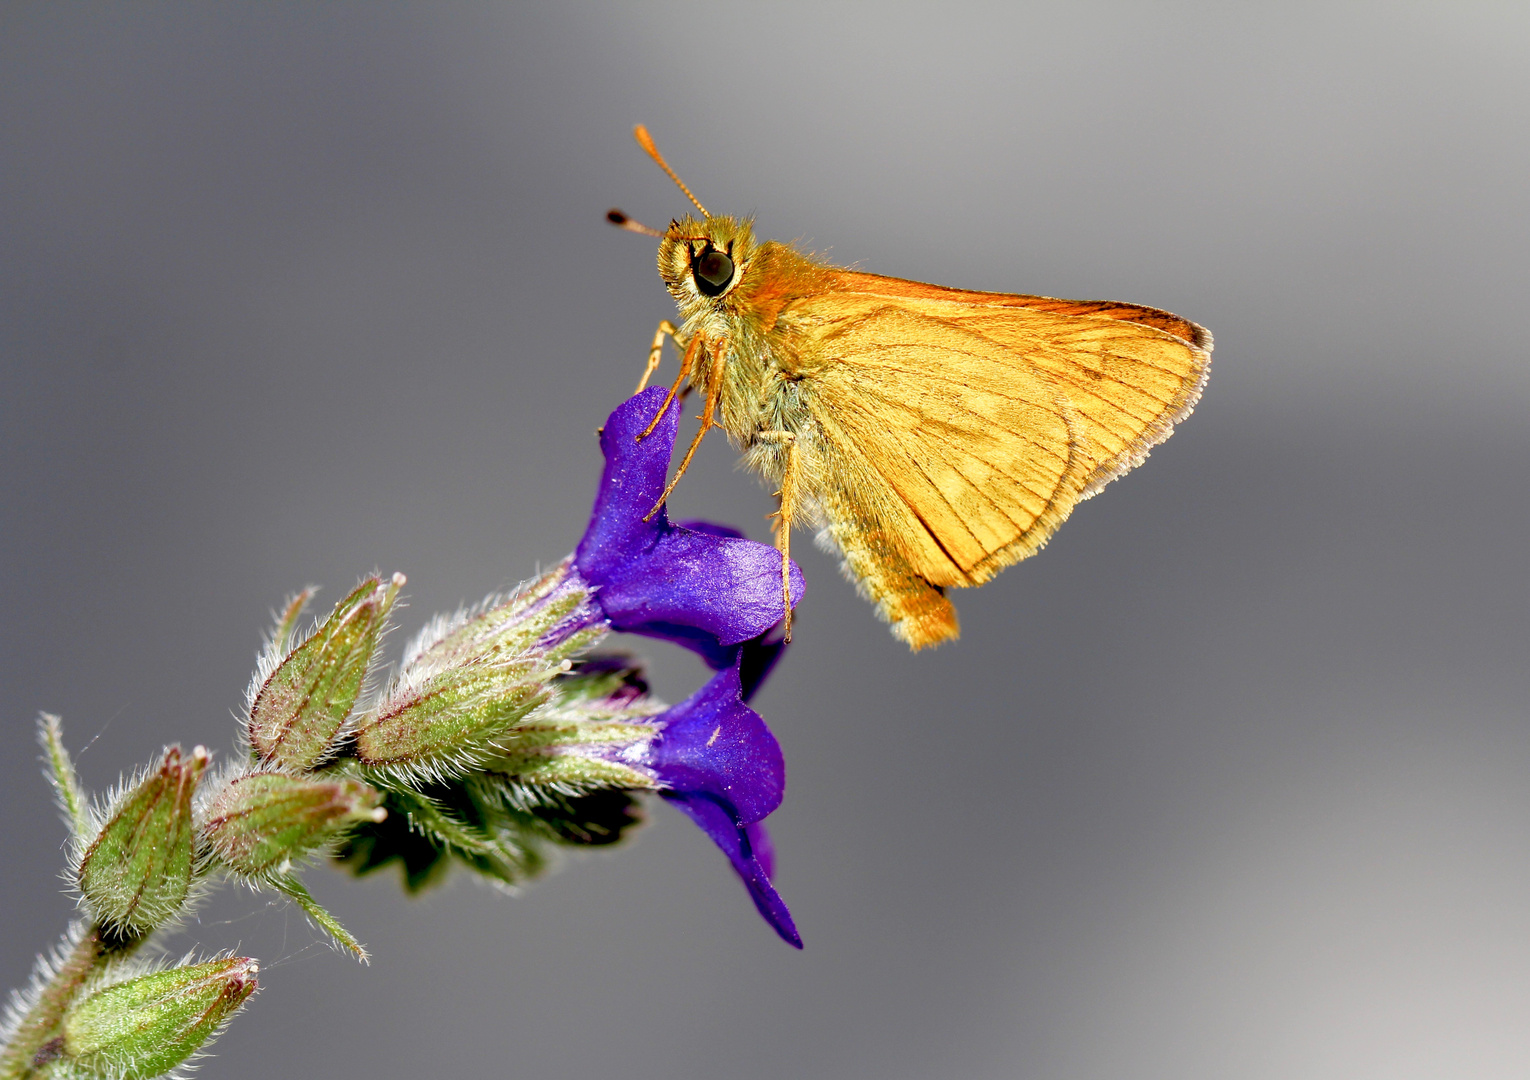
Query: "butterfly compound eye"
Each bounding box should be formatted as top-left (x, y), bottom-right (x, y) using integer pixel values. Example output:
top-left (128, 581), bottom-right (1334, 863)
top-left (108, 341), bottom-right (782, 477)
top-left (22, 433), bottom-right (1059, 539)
top-left (693, 249), bottom-right (735, 296)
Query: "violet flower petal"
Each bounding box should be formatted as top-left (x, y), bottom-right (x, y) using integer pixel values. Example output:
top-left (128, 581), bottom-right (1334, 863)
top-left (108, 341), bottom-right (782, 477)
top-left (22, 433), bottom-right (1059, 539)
top-left (575, 388), bottom-right (805, 658)
top-left (647, 661), bottom-right (782, 825)
top-left (663, 793), bottom-right (800, 948)
top-left (745, 819), bottom-right (777, 881)
top-left (675, 520), bottom-right (789, 698)
top-left (640, 661), bottom-right (799, 947)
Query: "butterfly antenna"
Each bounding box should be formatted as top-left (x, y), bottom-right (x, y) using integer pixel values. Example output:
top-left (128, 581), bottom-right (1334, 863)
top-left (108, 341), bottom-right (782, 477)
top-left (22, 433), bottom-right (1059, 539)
top-left (606, 208), bottom-right (664, 237)
top-left (634, 124), bottom-right (709, 217)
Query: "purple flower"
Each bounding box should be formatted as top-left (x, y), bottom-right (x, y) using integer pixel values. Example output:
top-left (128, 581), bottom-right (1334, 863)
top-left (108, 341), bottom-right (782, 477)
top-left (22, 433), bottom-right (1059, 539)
top-left (575, 387), bottom-right (805, 668)
top-left (573, 389), bottom-right (804, 946)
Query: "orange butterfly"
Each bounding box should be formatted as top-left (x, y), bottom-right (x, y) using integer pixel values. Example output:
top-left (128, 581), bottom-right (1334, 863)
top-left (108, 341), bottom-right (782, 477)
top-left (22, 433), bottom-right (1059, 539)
top-left (611, 126), bottom-right (1211, 650)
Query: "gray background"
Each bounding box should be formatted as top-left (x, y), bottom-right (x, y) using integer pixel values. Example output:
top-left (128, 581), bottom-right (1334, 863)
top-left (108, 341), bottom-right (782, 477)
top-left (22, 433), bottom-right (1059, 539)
top-left (3, 4), bottom-right (1528, 1078)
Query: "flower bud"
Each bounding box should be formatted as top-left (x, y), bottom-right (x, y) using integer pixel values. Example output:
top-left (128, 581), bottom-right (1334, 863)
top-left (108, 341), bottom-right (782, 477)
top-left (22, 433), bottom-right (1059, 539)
top-left (249, 574), bottom-right (401, 771)
top-left (77, 745), bottom-right (208, 934)
top-left (353, 563), bottom-right (605, 780)
top-left (201, 772), bottom-right (386, 877)
top-left (59, 957), bottom-right (257, 1080)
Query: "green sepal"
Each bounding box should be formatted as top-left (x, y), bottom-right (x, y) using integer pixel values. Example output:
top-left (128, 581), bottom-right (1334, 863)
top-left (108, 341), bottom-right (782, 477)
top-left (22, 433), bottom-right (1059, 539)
top-left (201, 772), bottom-right (385, 878)
top-left (270, 586), bottom-right (316, 655)
top-left (270, 874), bottom-right (368, 963)
top-left (248, 574), bottom-right (402, 771)
top-left (60, 957), bottom-right (257, 1080)
top-left (351, 661), bottom-right (552, 775)
top-left (332, 790), bottom-right (455, 893)
top-left (404, 564), bottom-right (589, 674)
top-left (334, 782), bottom-right (645, 893)
top-left (350, 565), bottom-right (605, 781)
top-left (472, 664), bottom-right (664, 796)
top-left (386, 786), bottom-right (548, 887)
top-left (76, 746), bottom-right (208, 935)
top-left (522, 789), bottom-right (645, 847)
top-left (481, 747), bottom-right (655, 794)
top-left (39, 713), bottom-right (89, 839)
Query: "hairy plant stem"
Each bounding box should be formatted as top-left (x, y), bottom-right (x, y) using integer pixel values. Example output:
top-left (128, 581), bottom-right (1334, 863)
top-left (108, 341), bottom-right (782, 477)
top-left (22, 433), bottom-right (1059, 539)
top-left (0, 923), bottom-right (145, 1080)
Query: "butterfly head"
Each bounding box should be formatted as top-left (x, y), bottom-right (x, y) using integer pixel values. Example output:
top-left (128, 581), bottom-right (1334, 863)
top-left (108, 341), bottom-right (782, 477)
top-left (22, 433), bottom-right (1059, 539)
top-left (608, 126), bottom-right (763, 317)
top-left (653, 213), bottom-right (758, 313)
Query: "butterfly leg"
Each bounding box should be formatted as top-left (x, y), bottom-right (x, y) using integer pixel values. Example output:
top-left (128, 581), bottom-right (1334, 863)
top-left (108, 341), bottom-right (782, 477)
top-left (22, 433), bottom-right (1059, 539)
top-left (643, 337), bottom-right (728, 521)
top-left (777, 437), bottom-right (801, 642)
top-left (637, 333), bottom-right (702, 442)
top-left (757, 430), bottom-right (801, 642)
top-left (635, 320), bottom-right (681, 394)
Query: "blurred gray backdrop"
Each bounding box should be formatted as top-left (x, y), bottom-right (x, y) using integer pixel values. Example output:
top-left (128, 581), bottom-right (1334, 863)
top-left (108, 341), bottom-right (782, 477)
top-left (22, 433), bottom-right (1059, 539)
top-left (4, 4), bottom-right (1528, 1078)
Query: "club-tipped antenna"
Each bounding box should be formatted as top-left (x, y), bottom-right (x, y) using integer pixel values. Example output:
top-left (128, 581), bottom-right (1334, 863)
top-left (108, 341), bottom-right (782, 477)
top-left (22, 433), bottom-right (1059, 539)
top-left (633, 124), bottom-right (708, 217)
top-left (607, 208), bottom-right (664, 237)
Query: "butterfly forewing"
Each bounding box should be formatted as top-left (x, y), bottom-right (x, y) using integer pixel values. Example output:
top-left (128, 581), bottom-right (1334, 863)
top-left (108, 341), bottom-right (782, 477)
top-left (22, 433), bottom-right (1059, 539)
top-left (931, 305), bottom-right (1210, 495)
top-left (777, 276), bottom-right (1209, 647)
